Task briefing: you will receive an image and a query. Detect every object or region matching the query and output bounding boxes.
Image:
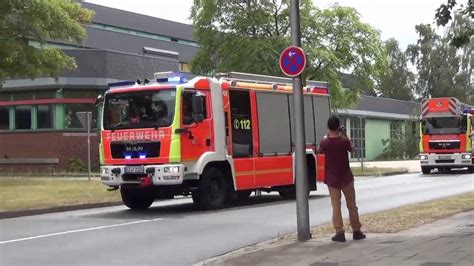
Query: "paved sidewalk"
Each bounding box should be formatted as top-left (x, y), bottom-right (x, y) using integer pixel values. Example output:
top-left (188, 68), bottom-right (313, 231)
top-left (208, 211), bottom-right (474, 266)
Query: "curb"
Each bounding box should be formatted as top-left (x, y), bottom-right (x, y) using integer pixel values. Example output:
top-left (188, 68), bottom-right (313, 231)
top-left (0, 201), bottom-right (123, 219)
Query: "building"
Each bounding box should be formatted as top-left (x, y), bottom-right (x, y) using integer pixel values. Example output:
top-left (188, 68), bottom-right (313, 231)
top-left (0, 2), bottom-right (419, 173)
top-left (0, 2), bottom-right (198, 173)
top-left (338, 96), bottom-right (420, 161)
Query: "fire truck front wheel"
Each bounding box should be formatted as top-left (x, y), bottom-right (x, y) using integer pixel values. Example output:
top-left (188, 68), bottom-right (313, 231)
top-left (120, 187), bottom-right (154, 210)
top-left (194, 167), bottom-right (228, 210)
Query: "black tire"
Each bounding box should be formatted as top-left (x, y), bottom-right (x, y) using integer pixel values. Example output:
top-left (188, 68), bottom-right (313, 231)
top-left (421, 166), bottom-right (431, 174)
top-left (468, 166), bottom-right (474, 174)
top-left (278, 187), bottom-right (296, 199)
top-left (195, 167), bottom-right (228, 210)
top-left (279, 164), bottom-right (313, 199)
top-left (120, 187), bottom-right (154, 210)
top-left (236, 190), bottom-right (252, 201)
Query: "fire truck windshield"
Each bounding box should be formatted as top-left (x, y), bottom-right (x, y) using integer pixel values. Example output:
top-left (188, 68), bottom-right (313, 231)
top-left (422, 117), bottom-right (465, 135)
top-left (103, 89), bottom-right (176, 130)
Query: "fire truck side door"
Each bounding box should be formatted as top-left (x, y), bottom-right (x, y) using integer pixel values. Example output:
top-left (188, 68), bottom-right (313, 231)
top-left (180, 91), bottom-right (212, 161)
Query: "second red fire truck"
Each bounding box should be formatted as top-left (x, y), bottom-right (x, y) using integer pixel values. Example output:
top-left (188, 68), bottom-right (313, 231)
top-left (419, 97), bottom-right (474, 174)
top-left (97, 72), bottom-right (331, 210)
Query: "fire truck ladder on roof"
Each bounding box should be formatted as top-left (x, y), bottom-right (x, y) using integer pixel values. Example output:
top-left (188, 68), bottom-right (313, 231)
top-left (216, 72), bottom-right (329, 89)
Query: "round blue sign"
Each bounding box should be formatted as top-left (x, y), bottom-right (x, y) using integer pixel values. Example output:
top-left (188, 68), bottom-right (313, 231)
top-left (279, 46), bottom-right (306, 77)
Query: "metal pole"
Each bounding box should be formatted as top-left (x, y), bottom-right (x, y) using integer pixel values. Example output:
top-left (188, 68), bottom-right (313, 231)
top-left (291, 0), bottom-right (311, 242)
top-left (359, 116), bottom-right (364, 173)
top-left (87, 112), bottom-right (91, 181)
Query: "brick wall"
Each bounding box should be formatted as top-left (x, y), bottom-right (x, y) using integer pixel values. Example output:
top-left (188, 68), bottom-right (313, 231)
top-left (0, 132), bottom-right (100, 173)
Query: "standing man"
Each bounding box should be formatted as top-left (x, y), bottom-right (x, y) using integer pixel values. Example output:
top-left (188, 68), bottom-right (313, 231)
top-left (319, 116), bottom-right (366, 242)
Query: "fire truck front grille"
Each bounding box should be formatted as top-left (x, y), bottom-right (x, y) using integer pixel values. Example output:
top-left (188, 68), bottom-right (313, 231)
top-left (428, 141), bottom-right (460, 150)
top-left (110, 142), bottom-right (160, 159)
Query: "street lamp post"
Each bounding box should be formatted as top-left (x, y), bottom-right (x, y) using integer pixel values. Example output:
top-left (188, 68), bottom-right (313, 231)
top-left (290, 0), bottom-right (311, 242)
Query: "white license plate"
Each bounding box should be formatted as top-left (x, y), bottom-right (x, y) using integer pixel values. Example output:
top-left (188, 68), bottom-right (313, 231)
top-left (439, 155), bottom-right (451, 160)
top-left (125, 166), bottom-right (144, 173)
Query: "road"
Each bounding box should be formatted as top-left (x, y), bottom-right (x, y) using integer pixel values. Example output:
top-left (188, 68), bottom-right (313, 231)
top-left (1, 172), bottom-right (473, 265)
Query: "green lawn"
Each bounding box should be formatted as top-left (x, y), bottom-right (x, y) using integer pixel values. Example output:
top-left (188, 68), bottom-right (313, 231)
top-left (0, 178), bottom-right (120, 212)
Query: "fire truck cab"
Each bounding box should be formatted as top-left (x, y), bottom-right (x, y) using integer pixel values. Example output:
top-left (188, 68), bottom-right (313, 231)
top-left (419, 97), bottom-right (474, 174)
top-left (97, 72), bottom-right (331, 210)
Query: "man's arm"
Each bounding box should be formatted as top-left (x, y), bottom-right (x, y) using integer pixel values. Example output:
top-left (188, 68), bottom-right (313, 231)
top-left (318, 140), bottom-right (325, 154)
top-left (341, 130), bottom-right (355, 153)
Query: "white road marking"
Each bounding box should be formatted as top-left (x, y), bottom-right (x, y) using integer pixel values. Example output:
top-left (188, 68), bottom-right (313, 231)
top-left (0, 218), bottom-right (164, 245)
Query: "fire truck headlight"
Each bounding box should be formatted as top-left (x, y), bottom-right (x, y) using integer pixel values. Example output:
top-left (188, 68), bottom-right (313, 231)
top-left (462, 154), bottom-right (471, 159)
top-left (101, 168), bottom-right (110, 175)
top-left (420, 155), bottom-right (428, 160)
top-left (164, 166), bottom-right (180, 174)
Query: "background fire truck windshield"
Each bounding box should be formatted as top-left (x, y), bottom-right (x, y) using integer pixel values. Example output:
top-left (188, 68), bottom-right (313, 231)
top-left (103, 89), bottom-right (176, 130)
top-left (422, 117), bottom-right (466, 135)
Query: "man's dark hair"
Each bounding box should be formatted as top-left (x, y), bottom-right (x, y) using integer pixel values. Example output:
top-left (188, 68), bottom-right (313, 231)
top-left (327, 116), bottom-right (340, 131)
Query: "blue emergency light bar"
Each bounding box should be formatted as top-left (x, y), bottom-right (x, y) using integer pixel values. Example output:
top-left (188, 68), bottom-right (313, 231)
top-left (107, 80), bottom-right (136, 89)
top-left (154, 71), bottom-right (188, 84)
top-left (156, 76), bottom-right (187, 84)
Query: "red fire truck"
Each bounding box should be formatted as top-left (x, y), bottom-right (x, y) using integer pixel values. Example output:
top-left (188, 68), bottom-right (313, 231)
top-left (97, 72), bottom-right (331, 210)
top-left (419, 97), bottom-right (474, 174)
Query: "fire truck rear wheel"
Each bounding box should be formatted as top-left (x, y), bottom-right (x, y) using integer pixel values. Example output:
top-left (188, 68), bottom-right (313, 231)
top-left (120, 187), bottom-right (154, 210)
top-left (236, 190), bottom-right (252, 201)
top-left (421, 166), bottom-right (431, 174)
top-left (194, 167), bottom-right (228, 210)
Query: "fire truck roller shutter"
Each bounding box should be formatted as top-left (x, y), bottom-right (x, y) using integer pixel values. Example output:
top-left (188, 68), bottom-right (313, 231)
top-left (230, 90), bottom-right (253, 158)
top-left (313, 96), bottom-right (331, 142)
top-left (256, 92), bottom-right (292, 155)
top-left (289, 95), bottom-right (317, 145)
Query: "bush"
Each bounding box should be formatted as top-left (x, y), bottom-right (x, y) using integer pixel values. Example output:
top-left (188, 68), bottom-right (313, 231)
top-left (377, 121), bottom-right (419, 160)
top-left (67, 158), bottom-right (87, 173)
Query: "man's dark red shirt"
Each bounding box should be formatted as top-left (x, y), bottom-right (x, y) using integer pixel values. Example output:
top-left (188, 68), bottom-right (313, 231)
top-left (319, 136), bottom-right (354, 189)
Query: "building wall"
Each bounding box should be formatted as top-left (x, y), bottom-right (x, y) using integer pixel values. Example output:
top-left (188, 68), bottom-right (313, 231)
top-left (0, 132), bottom-right (99, 173)
top-left (365, 119), bottom-right (390, 160)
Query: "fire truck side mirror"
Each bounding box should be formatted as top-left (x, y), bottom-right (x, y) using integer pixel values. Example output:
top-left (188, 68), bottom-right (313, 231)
top-left (95, 95), bottom-right (104, 107)
top-left (192, 93), bottom-right (205, 123)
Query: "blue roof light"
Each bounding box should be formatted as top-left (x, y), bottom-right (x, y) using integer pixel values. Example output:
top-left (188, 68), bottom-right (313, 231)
top-left (156, 76), bottom-right (187, 84)
top-left (107, 80), bottom-right (136, 89)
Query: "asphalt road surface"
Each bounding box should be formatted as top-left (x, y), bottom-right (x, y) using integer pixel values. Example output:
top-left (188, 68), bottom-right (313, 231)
top-left (1, 172), bottom-right (473, 265)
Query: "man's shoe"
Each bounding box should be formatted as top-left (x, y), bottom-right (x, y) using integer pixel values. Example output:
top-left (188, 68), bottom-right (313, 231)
top-left (353, 231), bottom-right (366, 240)
top-left (331, 233), bottom-right (346, 242)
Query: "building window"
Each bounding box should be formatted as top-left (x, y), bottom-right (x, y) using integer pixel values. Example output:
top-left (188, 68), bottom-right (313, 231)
top-left (350, 117), bottom-right (366, 159)
top-left (15, 105), bottom-right (32, 130)
top-left (37, 105), bottom-right (54, 129)
top-left (390, 121), bottom-right (403, 140)
top-left (65, 104), bottom-right (97, 130)
top-left (0, 106), bottom-right (9, 130)
top-left (179, 62), bottom-right (191, 73)
top-left (88, 23), bottom-right (199, 47)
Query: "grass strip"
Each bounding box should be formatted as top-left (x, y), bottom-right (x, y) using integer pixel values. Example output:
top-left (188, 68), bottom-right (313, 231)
top-left (0, 178), bottom-right (120, 212)
top-left (351, 167), bottom-right (407, 176)
top-left (312, 192), bottom-right (474, 235)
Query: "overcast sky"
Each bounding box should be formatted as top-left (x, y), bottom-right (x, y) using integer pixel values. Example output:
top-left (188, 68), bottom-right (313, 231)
top-left (85, 0), bottom-right (462, 50)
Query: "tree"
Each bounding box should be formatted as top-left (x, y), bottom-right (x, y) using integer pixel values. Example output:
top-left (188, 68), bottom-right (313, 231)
top-left (376, 38), bottom-right (415, 101)
top-left (191, 0), bottom-right (387, 109)
top-left (407, 17), bottom-right (473, 104)
top-left (435, 0), bottom-right (473, 47)
top-left (0, 0), bottom-right (94, 86)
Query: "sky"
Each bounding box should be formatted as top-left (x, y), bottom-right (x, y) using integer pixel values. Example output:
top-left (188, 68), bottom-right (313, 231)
top-left (85, 0), bottom-right (460, 50)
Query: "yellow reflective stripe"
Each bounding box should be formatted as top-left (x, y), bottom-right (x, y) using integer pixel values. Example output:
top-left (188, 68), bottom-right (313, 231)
top-left (466, 117), bottom-right (472, 152)
top-left (99, 142), bottom-right (104, 165)
top-left (169, 86), bottom-right (182, 162)
top-left (419, 122), bottom-right (424, 153)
